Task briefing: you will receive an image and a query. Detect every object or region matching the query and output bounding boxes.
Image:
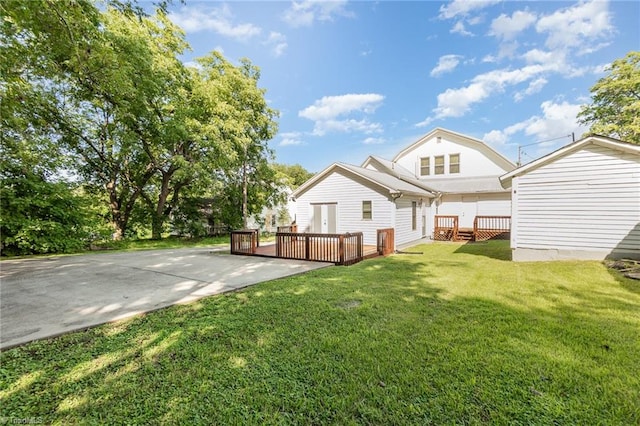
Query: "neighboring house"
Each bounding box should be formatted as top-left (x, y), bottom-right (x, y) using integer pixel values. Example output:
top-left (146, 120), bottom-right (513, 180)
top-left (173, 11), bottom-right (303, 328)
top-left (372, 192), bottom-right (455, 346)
top-left (247, 187), bottom-right (297, 233)
top-left (500, 135), bottom-right (640, 261)
top-left (293, 128), bottom-right (516, 248)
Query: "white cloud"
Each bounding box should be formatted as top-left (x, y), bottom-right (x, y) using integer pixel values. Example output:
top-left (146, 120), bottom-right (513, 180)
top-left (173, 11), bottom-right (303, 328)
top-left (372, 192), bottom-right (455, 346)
top-left (169, 5), bottom-right (261, 41)
top-left (313, 119), bottom-right (382, 136)
top-left (523, 100), bottom-right (585, 142)
top-left (415, 116), bottom-right (435, 128)
top-left (483, 129), bottom-right (509, 146)
top-left (430, 54), bottom-right (463, 77)
top-left (299, 93), bottom-right (385, 136)
top-left (514, 77), bottom-right (547, 102)
top-left (536, 0), bottom-right (613, 50)
top-left (489, 10), bottom-right (537, 40)
top-left (299, 94), bottom-right (384, 121)
top-left (363, 137), bottom-right (386, 145)
top-left (521, 48), bottom-right (558, 65)
top-left (279, 132), bottom-right (304, 146)
top-left (450, 21), bottom-right (474, 36)
top-left (439, 0), bottom-right (501, 19)
top-left (482, 100), bottom-right (587, 148)
top-left (427, 64), bottom-right (553, 120)
top-left (264, 32), bottom-right (288, 57)
top-left (283, 0), bottom-right (353, 27)
top-left (482, 54), bottom-right (497, 63)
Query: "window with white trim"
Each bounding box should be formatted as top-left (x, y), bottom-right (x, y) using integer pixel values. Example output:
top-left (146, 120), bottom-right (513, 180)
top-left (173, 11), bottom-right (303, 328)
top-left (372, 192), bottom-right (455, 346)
top-left (449, 153), bottom-right (460, 174)
top-left (420, 157), bottom-right (430, 176)
top-left (434, 155), bottom-right (445, 175)
top-left (362, 200), bottom-right (372, 220)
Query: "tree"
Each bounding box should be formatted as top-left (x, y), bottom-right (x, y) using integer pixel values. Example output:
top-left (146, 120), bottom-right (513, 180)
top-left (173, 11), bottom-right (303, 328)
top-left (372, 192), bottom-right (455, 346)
top-left (578, 51), bottom-right (640, 144)
top-left (272, 163), bottom-right (314, 189)
top-left (0, 135), bottom-right (104, 255)
top-left (2, 2), bottom-right (192, 240)
top-left (2, 1), bottom-right (280, 246)
top-left (186, 53), bottom-right (279, 230)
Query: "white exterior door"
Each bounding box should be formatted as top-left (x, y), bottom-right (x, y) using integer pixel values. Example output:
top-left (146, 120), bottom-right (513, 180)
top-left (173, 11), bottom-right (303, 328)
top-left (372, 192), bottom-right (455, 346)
top-left (461, 196), bottom-right (478, 228)
top-left (311, 203), bottom-right (337, 233)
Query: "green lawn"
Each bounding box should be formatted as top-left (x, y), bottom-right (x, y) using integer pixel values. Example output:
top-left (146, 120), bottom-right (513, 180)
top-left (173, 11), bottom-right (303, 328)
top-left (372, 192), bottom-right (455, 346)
top-left (91, 235), bottom-right (232, 251)
top-left (1, 241), bottom-right (639, 424)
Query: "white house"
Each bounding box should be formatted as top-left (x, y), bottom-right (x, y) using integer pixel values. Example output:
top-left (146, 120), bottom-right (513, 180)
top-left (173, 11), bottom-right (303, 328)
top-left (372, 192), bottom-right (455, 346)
top-left (292, 163), bottom-right (434, 246)
top-left (247, 187), bottom-right (297, 233)
top-left (391, 128), bottom-right (515, 229)
top-left (293, 128), bottom-right (516, 248)
top-left (500, 135), bottom-right (640, 261)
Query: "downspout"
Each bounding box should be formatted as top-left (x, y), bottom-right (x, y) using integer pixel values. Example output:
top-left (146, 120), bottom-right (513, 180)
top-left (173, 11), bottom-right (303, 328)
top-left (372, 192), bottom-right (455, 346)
top-left (390, 192), bottom-right (403, 252)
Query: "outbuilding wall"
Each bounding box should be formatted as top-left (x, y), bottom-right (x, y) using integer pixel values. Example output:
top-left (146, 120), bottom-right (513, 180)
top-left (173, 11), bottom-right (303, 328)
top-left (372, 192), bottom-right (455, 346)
top-left (511, 144), bottom-right (640, 261)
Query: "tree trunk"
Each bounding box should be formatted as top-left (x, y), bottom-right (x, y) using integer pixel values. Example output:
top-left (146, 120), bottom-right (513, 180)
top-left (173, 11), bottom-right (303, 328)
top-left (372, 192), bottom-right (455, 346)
top-left (151, 170), bottom-right (173, 240)
top-left (151, 213), bottom-right (163, 240)
top-left (242, 159), bottom-right (248, 229)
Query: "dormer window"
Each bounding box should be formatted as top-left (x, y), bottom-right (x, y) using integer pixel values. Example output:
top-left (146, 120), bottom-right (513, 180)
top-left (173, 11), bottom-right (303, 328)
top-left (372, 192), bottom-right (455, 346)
top-left (420, 157), bottom-right (430, 176)
top-left (434, 155), bottom-right (445, 175)
top-left (450, 154), bottom-right (460, 174)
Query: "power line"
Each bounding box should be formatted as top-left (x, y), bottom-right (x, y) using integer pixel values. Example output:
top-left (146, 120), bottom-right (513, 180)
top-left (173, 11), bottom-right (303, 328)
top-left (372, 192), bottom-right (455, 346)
top-left (517, 133), bottom-right (575, 166)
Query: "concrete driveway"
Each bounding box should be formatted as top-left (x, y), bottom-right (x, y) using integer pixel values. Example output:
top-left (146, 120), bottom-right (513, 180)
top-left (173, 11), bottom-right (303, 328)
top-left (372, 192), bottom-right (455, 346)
top-left (0, 247), bottom-right (330, 349)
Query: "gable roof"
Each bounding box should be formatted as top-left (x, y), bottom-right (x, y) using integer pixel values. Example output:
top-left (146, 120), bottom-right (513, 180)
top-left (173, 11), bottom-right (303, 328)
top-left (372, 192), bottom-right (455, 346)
top-left (499, 135), bottom-right (640, 188)
top-left (360, 155), bottom-right (438, 193)
top-left (392, 127), bottom-right (516, 171)
top-left (293, 162), bottom-right (435, 199)
top-left (361, 155), bottom-right (415, 178)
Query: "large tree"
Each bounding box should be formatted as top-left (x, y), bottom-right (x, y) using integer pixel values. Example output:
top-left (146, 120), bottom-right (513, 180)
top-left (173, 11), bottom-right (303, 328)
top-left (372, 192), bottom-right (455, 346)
top-left (272, 163), bottom-right (314, 189)
top-left (578, 51), bottom-right (640, 144)
top-left (2, 1), bottom-right (280, 246)
top-left (1, 1), bottom-right (162, 239)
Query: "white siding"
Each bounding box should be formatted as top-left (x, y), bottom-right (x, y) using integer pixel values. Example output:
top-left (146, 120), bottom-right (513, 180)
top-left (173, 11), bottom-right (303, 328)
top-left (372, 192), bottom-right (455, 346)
top-left (513, 145), bottom-right (640, 259)
top-left (296, 170), bottom-right (394, 245)
top-left (394, 134), bottom-right (511, 179)
top-left (477, 193), bottom-right (511, 216)
top-left (395, 198), bottom-right (424, 245)
top-left (436, 193), bottom-right (510, 228)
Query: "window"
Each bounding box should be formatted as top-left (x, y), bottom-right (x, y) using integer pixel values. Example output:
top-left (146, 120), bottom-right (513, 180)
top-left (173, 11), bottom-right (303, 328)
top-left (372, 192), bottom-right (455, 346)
top-left (420, 157), bottom-right (430, 176)
top-left (362, 201), bottom-right (372, 220)
top-left (411, 201), bottom-right (417, 230)
top-left (434, 155), bottom-right (445, 175)
top-left (449, 154), bottom-right (460, 174)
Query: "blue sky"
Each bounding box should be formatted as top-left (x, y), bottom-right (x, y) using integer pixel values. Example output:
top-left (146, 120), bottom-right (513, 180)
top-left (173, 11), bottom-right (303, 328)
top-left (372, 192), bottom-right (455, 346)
top-left (166, 1), bottom-right (639, 172)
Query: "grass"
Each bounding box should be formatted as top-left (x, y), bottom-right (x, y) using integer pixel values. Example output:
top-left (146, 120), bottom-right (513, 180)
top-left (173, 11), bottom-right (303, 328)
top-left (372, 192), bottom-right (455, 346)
top-left (1, 241), bottom-right (639, 424)
top-left (92, 234), bottom-right (275, 252)
top-left (92, 235), bottom-right (232, 251)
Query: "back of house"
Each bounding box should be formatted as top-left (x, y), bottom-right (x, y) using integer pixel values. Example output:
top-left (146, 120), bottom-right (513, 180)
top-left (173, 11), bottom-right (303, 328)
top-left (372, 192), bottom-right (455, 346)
top-left (293, 128), bottom-right (516, 249)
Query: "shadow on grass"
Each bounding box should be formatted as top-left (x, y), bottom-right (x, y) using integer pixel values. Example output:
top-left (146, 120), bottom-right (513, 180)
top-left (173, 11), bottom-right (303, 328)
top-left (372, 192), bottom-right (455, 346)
top-left (608, 267), bottom-right (640, 296)
top-left (1, 253), bottom-right (638, 424)
top-left (453, 240), bottom-right (512, 261)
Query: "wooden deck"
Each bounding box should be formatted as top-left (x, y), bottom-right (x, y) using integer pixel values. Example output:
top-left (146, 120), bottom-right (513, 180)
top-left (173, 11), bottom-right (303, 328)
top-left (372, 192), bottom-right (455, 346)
top-left (231, 228), bottom-right (395, 266)
top-left (434, 215), bottom-right (511, 242)
top-left (254, 242), bottom-right (379, 259)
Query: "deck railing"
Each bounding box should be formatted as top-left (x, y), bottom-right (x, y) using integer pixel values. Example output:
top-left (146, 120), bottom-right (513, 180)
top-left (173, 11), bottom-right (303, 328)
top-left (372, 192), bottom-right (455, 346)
top-left (434, 215), bottom-right (459, 241)
top-left (377, 228), bottom-right (395, 255)
top-left (276, 232), bottom-right (363, 266)
top-left (230, 229), bottom-right (260, 255)
top-left (473, 216), bottom-right (511, 241)
top-left (276, 224), bottom-right (298, 233)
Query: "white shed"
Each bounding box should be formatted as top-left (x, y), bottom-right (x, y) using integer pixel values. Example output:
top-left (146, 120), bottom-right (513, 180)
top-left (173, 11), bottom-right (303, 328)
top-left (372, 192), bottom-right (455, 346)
top-left (500, 136), bottom-right (640, 261)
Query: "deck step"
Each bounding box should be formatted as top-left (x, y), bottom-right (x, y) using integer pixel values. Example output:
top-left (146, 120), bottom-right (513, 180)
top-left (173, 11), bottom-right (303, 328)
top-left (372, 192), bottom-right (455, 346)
top-left (456, 230), bottom-right (474, 241)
